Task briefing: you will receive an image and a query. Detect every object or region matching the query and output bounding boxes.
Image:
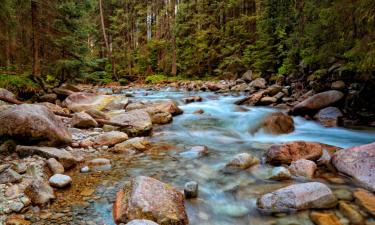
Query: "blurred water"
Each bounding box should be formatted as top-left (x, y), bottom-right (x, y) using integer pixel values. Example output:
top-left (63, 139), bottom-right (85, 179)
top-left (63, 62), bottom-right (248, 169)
top-left (92, 89), bottom-right (375, 225)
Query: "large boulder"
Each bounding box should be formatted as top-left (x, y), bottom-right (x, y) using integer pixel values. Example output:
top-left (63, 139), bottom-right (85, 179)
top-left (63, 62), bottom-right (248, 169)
top-left (266, 141), bottom-right (324, 165)
top-left (16, 146), bottom-right (76, 169)
top-left (332, 142), bottom-right (375, 192)
top-left (257, 182), bottom-right (337, 213)
top-left (110, 110), bottom-right (153, 136)
top-left (292, 90), bottom-right (344, 115)
top-left (0, 88), bottom-right (16, 100)
top-left (0, 104), bottom-right (71, 146)
top-left (113, 176), bottom-right (188, 225)
top-left (261, 112), bottom-right (294, 135)
top-left (314, 107), bottom-right (343, 127)
top-left (63, 92), bottom-right (115, 112)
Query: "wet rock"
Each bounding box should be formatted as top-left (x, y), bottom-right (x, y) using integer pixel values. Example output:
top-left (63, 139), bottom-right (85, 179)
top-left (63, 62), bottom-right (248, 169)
top-left (184, 181), bottom-right (198, 199)
top-left (148, 110), bottom-right (173, 124)
top-left (46, 158), bottom-right (64, 175)
top-left (25, 179), bottom-right (55, 205)
top-left (39, 93), bottom-right (57, 103)
top-left (49, 174), bottom-right (72, 188)
top-left (314, 107), bottom-right (343, 127)
top-left (249, 78), bottom-right (267, 89)
top-left (331, 80), bottom-right (346, 90)
top-left (126, 220), bottom-right (159, 225)
top-left (104, 97), bottom-right (129, 110)
top-left (183, 96), bottom-right (202, 104)
top-left (269, 167), bottom-right (292, 181)
top-left (266, 141), bottom-right (323, 165)
top-left (126, 100), bottom-right (183, 116)
top-left (180, 146), bottom-right (209, 158)
top-left (333, 189), bottom-right (353, 201)
top-left (339, 201), bottom-right (364, 225)
top-left (113, 176), bottom-right (188, 225)
top-left (92, 131), bottom-right (128, 147)
top-left (257, 182), bottom-right (337, 212)
top-left (16, 146), bottom-right (76, 169)
top-left (112, 137), bottom-right (150, 153)
top-left (292, 90), bottom-right (344, 115)
top-left (71, 112), bottom-right (98, 128)
top-left (213, 203), bottom-right (249, 218)
top-left (235, 90), bottom-right (266, 105)
top-left (261, 112), bottom-right (294, 135)
top-left (87, 158), bottom-right (111, 171)
top-left (193, 109), bottom-right (204, 114)
top-left (332, 142), bottom-right (375, 192)
top-left (110, 110), bottom-right (153, 136)
top-left (288, 159), bottom-right (317, 179)
top-left (353, 189), bottom-right (375, 216)
top-left (85, 108), bottom-right (109, 120)
top-left (0, 104), bottom-right (72, 146)
top-left (241, 70), bottom-right (253, 82)
top-left (0, 166), bottom-right (22, 184)
top-left (63, 92), bottom-right (115, 112)
top-left (225, 153), bottom-right (259, 170)
top-left (310, 211), bottom-right (342, 225)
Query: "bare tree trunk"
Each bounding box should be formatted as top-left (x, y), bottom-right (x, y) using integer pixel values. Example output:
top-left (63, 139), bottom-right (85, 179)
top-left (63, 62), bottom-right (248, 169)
top-left (99, 0), bottom-right (118, 81)
top-left (31, 0), bottom-right (41, 78)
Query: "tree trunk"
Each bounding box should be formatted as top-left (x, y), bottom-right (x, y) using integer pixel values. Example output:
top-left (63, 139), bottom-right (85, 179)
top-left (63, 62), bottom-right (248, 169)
top-left (99, 0), bottom-right (118, 81)
top-left (31, 0), bottom-right (41, 78)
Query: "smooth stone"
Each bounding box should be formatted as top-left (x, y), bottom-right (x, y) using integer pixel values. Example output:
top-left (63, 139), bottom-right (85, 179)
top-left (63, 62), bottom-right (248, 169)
top-left (339, 201), bottom-right (364, 225)
top-left (80, 166), bottom-right (90, 173)
top-left (261, 112), bottom-right (294, 134)
top-left (225, 153), bottom-right (259, 170)
top-left (288, 159), bottom-right (317, 179)
top-left (310, 211), bottom-right (342, 225)
top-left (270, 167), bottom-right (292, 181)
top-left (353, 189), bottom-right (375, 216)
top-left (126, 220), bottom-right (159, 225)
top-left (92, 131), bottom-right (129, 147)
top-left (333, 189), bottom-right (353, 201)
top-left (47, 158), bottom-right (64, 175)
top-left (184, 181), bottom-right (198, 199)
top-left (49, 174), bottom-right (72, 188)
top-left (71, 112), bottom-right (98, 128)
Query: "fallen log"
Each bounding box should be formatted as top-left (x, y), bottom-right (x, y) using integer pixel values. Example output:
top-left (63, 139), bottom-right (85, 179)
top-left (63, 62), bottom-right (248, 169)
top-left (0, 97), bottom-right (133, 128)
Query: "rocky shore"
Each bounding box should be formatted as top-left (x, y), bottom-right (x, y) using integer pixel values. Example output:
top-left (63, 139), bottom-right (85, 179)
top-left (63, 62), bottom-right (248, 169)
top-left (0, 74), bottom-right (374, 225)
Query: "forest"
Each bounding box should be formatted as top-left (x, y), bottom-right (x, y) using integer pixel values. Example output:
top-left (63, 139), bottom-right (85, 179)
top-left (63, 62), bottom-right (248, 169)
top-left (0, 0), bottom-right (374, 88)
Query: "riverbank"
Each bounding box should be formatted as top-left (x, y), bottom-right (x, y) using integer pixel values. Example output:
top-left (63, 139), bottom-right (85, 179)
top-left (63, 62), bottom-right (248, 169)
top-left (0, 81), bottom-right (374, 225)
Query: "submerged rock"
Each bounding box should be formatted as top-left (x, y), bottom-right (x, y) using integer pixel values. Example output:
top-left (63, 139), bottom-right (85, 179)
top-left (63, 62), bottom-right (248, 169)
top-left (113, 176), bottom-right (188, 225)
top-left (310, 211), bottom-right (342, 225)
top-left (266, 141), bottom-right (323, 165)
top-left (87, 158), bottom-right (111, 171)
top-left (288, 159), bottom-right (317, 179)
top-left (180, 146), bottom-right (208, 158)
top-left (257, 182), bottom-right (337, 213)
top-left (332, 142), bottom-right (375, 192)
top-left (225, 153), bottom-right (259, 170)
top-left (0, 104), bottom-right (72, 146)
top-left (292, 90), bottom-right (344, 115)
top-left (353, 189), bottom-right (375, 216)
top-left (261, 112), bottom-right (294, 135)
top-left (16, 146), bottom-right (76, 169)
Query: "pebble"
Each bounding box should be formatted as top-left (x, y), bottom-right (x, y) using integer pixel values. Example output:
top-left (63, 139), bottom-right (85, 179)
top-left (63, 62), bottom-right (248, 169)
top-left (80, 166), bottom-right (90, 173)
top-left (49, 174), bottom-right (72, 188)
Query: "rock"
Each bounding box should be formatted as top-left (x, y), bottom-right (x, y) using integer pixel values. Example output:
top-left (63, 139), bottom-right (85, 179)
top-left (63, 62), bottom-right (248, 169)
top-left (85, 108), bottom-right (109, 120)
top-left (273, 92), bottom-right (285, 100)
top-left (71, 112), bottom-right (98, 128)
top-left (0, 104), bottom-right (72, 146)
top-left (257, 182), bottom-right (337, 213)
top-left (292, 90), bottom-right (344, 115)
top-left (193, 109), bottom-right (204, 114)
top-left (266, 141), bottom-right (324, 165)
top-left (110, 110), bottom-right (153, 136)
top-left (63, 92), bottom-right (115, 112)
top-left (39, 93), bottom-right (57, 103)
top-left (231, 83), bottom-right (250, 92)
top-left (213, 203), bottom-right (249, 218)
top-left (47, 158), bottom-right (64, 175)
top-left (53, 87), bottom-right (74, 97)
top-left (126, 220), bottom-right (159, 225)
top-left (179, 146), bottom-right (209, 158)
top-left (104, 97), bottom-right (129, 110)
top-left (16, 145), bottom-right (76, 169)
top-left (276, 75), bottom-right (285, 86)
top-left (0, 88), bottom-right (16, 100)
top-left (49, 174), bottom-right (72, 188)
top-left (92, 131), bottom-right (128, 147)
top-left (60, 83), bottom-right (81, 92)
top-left (333, 189), bottom-right (353, 201)
top-left (314, 107), bottom-right (343, 127)
top-left (261, 112), bottom-right (294, 135)
top-left (241, 70), bottom-right (253, 82)
top-left (87, 158), bottom-right (111, 171)
top-left (225, 153), bottom-right (259, 170)
top-left (112, 137), bottom-right (150, 153)
top-left (249, 78), bottom-right (267, 89)
top-left (184, 181), bottom-right (198, 199)
top-left (127, 100), bottom-right (183, 116)
top-left (259, 96), bottom-right (277, 105)
top-left (0, 167), bottom-right (22, 184)
top-left (288, 159), bottom-right (317, 179)
top-left (5, 215), bottom-right (31, 225)
top-left (80, 166), bottom-right (90, 173)
top-left (148, 110), bottom-right (173, 124)
top-left (310, 212), bottom-right (342, 225)
top-left (234, 90), bottom-right (266, 105)
top-left (353, 189), bottom-right (375, 216)
top-left (331, 80), bottom-right (346, 90)
top-left (332, 142), bottom-right (375, 192)
top-left (339, 201), bottom-right (364, 225)
top-left (183, 96), bottom-right (202, 104)
top-left (265, 85), bottom-right (283, 96)
top-left (25, 179), bottom-right (55, 205)
top-left (113, 176), bottom-right (188, 225)
top-left (269, 167), bottom-right (292, 181)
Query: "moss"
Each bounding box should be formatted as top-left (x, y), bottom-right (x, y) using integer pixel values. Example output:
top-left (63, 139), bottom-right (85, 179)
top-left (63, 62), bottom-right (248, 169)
top-left (145, 74), bottom-right (187, 84)
top-left (0, 73), bottom-right (39, 95)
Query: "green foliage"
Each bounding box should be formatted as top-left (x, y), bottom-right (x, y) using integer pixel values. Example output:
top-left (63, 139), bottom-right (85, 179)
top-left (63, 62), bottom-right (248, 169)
top-left (0, 73), bottom-right (39, 94)
top-left (119, 78), bottom-right (129, 85)
top-left (145, 74), bottom-right (186, 84)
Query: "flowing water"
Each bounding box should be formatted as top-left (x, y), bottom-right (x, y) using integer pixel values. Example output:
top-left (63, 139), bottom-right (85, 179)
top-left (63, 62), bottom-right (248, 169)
top-left (72, 89), bottom-right (375, 225)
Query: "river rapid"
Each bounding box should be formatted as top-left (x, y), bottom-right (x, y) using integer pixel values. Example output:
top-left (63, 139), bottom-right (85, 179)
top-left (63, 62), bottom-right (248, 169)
top-left (72, 89), bottom-right (375, 225)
